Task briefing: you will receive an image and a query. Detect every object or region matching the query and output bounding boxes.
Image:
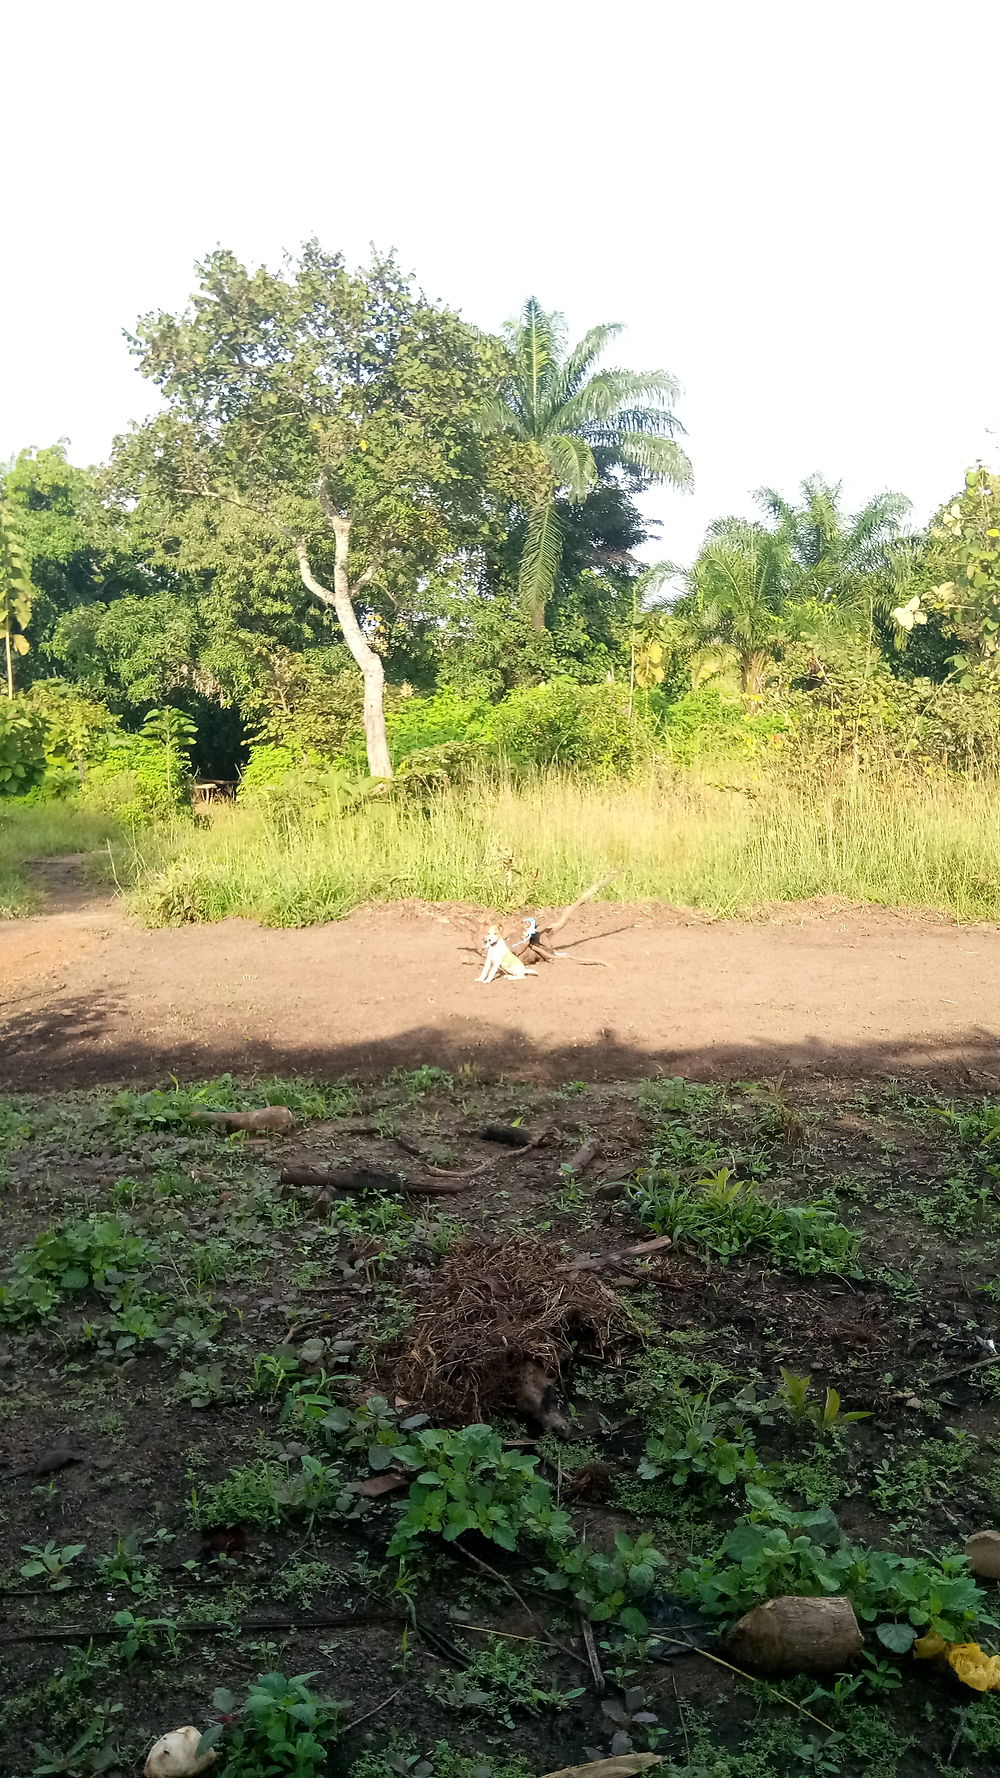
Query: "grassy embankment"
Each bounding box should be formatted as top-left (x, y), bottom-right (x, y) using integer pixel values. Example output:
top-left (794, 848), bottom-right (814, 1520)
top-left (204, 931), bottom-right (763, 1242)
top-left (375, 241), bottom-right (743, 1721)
top-left (126, 772), bottom-right (1000, 927)
top-left (5, 772), bottom-right (1000, 927)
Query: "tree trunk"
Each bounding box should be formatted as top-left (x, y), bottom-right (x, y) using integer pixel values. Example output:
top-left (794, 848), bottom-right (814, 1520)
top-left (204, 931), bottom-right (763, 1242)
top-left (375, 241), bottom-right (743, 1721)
top-left (295, 518), bottom-right (393, 779)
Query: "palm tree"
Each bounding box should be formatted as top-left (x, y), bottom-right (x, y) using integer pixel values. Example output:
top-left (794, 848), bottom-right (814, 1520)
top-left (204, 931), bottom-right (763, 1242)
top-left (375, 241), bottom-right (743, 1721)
top-left (756, 475), bottom-right (911, 614)
top-left (689, 518), bottom-right (793, 697)
top-left (482, 299), bottom-right (692, 631)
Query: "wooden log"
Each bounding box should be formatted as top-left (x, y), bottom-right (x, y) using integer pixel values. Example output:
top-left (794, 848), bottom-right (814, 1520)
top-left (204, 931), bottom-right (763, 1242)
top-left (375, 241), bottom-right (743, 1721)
top-left (279, 1163), bottom-right (466, 1197)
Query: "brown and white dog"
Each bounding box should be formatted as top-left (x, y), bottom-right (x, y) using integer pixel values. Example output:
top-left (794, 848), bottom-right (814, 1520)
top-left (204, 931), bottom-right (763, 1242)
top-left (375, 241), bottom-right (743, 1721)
top-left (477, 926), bottom-right (538, 983)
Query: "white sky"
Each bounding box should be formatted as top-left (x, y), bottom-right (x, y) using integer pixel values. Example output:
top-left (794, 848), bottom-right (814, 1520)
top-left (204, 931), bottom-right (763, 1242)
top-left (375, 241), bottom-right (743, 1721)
top-left (6, 0), bottom-right (999, 567)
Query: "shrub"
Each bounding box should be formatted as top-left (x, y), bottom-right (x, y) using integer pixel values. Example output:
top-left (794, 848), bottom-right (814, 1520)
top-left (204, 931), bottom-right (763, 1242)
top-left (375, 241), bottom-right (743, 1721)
top-left (657, 686), bottom-right (790, 763)
top-left (483, 679), bottom-right (654, 777)
top-left (23, 679), bottom-right (121, 784)
top-left (239, 743), bottom-right (326, 794)
top-left (78, 733), bottom-right (192, 823)
top-left (0, 702), bottom-right (48, 797)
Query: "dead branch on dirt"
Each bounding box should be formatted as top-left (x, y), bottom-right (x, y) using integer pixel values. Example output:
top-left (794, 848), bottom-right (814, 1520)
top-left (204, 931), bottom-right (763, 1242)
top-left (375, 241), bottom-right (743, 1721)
top-left (557, 1233), bottom-right (672, 1274)
top-left (426, 1125), bottom-right (552, 1179)
top-left (279, 1163), bottom-right (466, 1197)
top-left (0, 1611), bottom-right (399, 1646)
top-left (390, 1236), bottom-right (637, 1423)
top-left (191, 1107), bottom-right (296, 1134)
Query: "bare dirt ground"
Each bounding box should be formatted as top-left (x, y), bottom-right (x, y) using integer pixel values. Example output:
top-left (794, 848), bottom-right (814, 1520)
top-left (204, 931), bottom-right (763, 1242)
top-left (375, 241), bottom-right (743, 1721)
top-left (3, 871), bottom-right (1000, 1088)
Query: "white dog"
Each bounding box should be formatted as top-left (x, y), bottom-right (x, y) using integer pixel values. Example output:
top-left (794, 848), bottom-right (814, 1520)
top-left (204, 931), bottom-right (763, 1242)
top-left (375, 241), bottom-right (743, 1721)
top-left (477, 926), bottom-right (538, 983)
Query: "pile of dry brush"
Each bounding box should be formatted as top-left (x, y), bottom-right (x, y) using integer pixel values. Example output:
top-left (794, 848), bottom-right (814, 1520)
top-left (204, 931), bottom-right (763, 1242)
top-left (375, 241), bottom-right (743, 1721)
top-left (390, 1236), bottom-right (638, 1426)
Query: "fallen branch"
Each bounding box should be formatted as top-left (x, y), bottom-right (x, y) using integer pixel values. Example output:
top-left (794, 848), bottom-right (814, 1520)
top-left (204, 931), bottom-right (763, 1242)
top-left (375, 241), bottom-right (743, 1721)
top-left (345, 1687), bottom-right (405, 1731)
top-left (649, 1634), bottom-right (833, 1732)
top-left (427, 1126), bottom-right (552, 1180)
top-left (565, 1137), bottom-right (601, 1175)
top-left (558, 1233), bottom-right (672, 1273)
top-left (579, 1614), bottom-right (606, 1692)
top-left (280, 1163), bottom-right (466, 1197)
top-left (452, 1545), bottom-right (585, 1668)
top-left (0, 1610), bottom-right (400, 1646)
top-left (926, 1352), bottom-right (1000, 1388)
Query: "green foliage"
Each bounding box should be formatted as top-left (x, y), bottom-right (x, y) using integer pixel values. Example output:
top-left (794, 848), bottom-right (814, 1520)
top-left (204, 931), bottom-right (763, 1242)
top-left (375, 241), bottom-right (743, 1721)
top-left (481, 297), bottom-right (691, 629)
top-left (189, 1455), bottom-right (356, 1532)
top-left (657, 686), bottom-right (790, 762)
top-left (678, 1486), bottom-right (982, 1643)
top-left (203, 1672), bottom-right (342, 1778)
top-left (388, 1424), bottom-right (573, 1558)
top-left (776, 1369), bottom-right (870, 1432)
top-left (921, 467), bottom-right (1000, 680)
top-left (0, 699), bottom-right (48, 795)
top-left (19, 1541), bottom-right (86, 1591)
top-left (426, 1640), bottom-right (582, 1726)
top-left (0, 1214), bottom-right (157, 1325)
top-left (628, 1166), bottom-right (859, 1273)
top-left (483, 678), bottom-right (654, 776)
top-left (0, 497), bottom-right (35, 695)
top-left (639, 1409), bottom-right (767, 1495)
top-left (537, 1529), bottom-right (670, 1632)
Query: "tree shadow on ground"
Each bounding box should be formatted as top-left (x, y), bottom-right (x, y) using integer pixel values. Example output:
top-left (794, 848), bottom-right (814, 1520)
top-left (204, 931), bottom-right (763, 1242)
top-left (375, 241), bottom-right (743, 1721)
top-left (2, 991), bottom-right (1000, 1090)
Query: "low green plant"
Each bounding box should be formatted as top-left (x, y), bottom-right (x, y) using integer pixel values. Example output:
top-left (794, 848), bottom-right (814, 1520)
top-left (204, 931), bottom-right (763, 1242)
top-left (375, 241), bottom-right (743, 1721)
top-left (200, 1672), bottom-right (343, 1778)
top-left (0, 1215), bottom-right (157, 1325)
top-left (537, 1530), bottom-right (671, 1633)
top-left (19, 1541), bottom-right (86, 1591)
top-left (189, 1455), bottom-right (355, 1532)
top-left (388, 1424), bottom-right (572, 1558)
top-left (677, 1486), bottom-right (982, 1645)
top-left (94, 1536), bottom-right (162, 1599)
top-left (111, 1609), bottom-right (180, 1664)
top-left (638, 1388), bottom-right (767, 1495)
top-left (776, 1369), bottom-right (870, 1433)
top-left (627, 1168), bottom-right (860, 1274)
top-left (426, 1639), bottom-right (583, 1727)
top-left (870, 1433), bottom-right (977, 1535)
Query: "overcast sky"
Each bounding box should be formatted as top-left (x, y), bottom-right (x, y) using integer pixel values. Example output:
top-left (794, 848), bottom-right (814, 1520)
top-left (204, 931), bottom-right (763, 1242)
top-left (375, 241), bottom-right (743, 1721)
top-left (6, 0), bottom-right (999, 565)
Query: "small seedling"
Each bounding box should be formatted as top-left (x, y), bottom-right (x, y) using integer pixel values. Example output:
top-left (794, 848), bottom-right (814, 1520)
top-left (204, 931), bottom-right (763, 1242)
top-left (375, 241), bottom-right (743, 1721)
top-left (19, 1541), bottom-right (86, 1590)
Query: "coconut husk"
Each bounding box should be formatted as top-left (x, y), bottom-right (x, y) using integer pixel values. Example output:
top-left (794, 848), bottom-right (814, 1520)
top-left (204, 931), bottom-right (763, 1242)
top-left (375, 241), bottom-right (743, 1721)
top-left (390, 1236), bottom-right (636, 1423)
top-left (726, 1595), bottom-right (863, 1672)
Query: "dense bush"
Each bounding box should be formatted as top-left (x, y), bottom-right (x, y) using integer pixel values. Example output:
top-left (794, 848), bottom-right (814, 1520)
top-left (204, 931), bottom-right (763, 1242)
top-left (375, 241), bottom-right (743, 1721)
top-left (78, 735), bottom-right (193, 824)
top-left (0, 702), bottom-right (48, 797)
top-left (482, 679), bottom-right (655, 777)
top-left (656, 687), bottom-right (791, 762)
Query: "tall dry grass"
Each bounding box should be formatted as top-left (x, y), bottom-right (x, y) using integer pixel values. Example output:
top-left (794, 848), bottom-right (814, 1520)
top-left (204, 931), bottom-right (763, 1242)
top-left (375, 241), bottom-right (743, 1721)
top-left (124, 770), bottom-right (1000, 927)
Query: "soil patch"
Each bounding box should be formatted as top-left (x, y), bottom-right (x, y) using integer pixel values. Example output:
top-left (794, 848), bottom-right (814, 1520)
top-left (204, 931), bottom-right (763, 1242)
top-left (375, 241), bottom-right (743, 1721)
top-left (3, 893), bottom-right (1000, 1089)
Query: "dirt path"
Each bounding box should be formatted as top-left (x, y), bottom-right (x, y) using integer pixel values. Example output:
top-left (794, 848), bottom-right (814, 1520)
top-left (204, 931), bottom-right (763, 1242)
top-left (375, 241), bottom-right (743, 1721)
top-left (3, 877), bottom-right (1000, 1088)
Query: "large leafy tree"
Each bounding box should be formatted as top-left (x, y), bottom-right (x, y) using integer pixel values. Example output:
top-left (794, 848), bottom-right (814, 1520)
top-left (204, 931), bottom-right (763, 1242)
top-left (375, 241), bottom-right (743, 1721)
top-left (121, 243), bottom-right (505, 777)
top-left (480, 299), bottom-right (692, 633)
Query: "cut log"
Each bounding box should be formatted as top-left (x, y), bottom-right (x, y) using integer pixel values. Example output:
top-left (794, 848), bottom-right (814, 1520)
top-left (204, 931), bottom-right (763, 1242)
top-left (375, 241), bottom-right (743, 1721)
top-left (565, 1137), bottom-right (601, 1175)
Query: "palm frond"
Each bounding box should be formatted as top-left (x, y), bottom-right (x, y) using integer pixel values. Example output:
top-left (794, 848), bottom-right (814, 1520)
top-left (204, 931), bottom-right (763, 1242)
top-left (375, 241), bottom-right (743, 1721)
top-left (473, 390), bottom-right (526, 440)
top-left (546, 323), bottom-right (623, 414)
top-left (518, 500), bottom-right (566, 629)
top-left (509, 299), bottom-right (566, 429)
top-left (635, 559), bottom-right (685, 607)
top-left (554, 368), bottom-right (682, 435)
top-left (612, 431), bottom-right (693, 488)
top-left (543, 433), bottom-right (598, 501)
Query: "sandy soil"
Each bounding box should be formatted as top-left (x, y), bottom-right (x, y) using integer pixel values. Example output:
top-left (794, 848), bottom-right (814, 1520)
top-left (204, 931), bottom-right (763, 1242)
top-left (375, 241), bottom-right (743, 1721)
top-left (3, 878), bottom-right (1000, 1089)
